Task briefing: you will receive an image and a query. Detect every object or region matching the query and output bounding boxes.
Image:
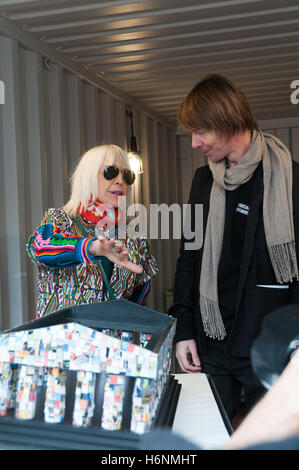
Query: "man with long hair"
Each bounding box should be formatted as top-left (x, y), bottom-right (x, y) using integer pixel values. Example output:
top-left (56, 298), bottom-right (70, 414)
top-left (169, 74), bottom-right (299, 423)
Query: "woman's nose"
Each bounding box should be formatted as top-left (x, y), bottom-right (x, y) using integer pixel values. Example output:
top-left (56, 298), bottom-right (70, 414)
top-left (115, 170), bottom-right (124, 184)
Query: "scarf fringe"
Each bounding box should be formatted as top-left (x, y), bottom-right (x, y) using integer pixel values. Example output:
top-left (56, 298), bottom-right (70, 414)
top-left (200, 296), bottom-right (227, 340)
top-left (268, 241), bottom-right (299, 283)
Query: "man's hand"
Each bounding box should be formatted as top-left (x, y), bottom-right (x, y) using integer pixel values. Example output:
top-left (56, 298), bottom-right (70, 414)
top-left (176, 339), bottom-right (202, 373)
top-left (89, 238), bottom-right (143, 274)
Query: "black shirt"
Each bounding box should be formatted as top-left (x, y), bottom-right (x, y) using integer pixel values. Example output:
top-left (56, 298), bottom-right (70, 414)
top-left (217, 169), bottom-right (258, 333)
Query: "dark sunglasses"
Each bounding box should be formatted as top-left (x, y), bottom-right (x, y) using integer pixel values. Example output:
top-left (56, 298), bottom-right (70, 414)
top-left (103, 165), bottom-right (135, 185)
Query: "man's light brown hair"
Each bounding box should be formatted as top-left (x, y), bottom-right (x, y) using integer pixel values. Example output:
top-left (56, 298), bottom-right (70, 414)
top-left (178, 74), bottom-right (259, 140)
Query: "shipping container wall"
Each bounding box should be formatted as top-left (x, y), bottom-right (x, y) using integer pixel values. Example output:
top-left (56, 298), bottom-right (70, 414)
top-left (0, 36), bottom-right (179, 330)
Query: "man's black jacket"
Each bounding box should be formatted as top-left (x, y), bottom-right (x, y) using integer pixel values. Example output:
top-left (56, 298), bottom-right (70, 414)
top-left (169, 160), bottom-right (299, 357)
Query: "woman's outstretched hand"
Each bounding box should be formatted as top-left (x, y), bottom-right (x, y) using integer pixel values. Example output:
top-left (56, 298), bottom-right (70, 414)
top-left (89, 238), bottom-right (143, 274)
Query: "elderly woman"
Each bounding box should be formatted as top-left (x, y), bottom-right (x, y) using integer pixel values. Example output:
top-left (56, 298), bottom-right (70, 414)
top-left (27, 144), bottom-right (158, 318)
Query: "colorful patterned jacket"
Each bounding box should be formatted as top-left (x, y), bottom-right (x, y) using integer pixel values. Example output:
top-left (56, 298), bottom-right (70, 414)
top-left (27, 208), bottom-right (159, 318)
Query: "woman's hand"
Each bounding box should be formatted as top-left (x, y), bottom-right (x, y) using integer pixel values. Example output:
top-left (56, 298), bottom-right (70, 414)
top-left (89, 238), bottom-right (143, 274)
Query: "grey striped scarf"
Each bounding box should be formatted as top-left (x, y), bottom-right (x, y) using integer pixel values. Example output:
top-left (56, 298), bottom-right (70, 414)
top-left (200, 129), bottom-right (299, 340)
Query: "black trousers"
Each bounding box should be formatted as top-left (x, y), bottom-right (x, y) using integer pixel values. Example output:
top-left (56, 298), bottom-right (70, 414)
top-left (201, 338), bottom-right (266, 422)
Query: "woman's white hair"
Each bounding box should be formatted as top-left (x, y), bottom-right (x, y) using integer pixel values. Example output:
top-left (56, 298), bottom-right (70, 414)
top-left (63, 144), bottom-right (130, 215)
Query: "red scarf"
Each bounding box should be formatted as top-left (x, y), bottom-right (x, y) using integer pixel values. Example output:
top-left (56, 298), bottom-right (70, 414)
top-left (79, 200), bottom-right (125, 234)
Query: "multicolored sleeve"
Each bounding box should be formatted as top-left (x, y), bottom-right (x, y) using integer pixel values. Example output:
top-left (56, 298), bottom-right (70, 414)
top-left (133, 238), bottom-right (159, 286)
top-left (27, 222), bottom-right (97, 268)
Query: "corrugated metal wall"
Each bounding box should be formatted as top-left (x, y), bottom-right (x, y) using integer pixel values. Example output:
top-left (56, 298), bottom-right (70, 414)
top-left (0, 36), bottom-right (179, 330)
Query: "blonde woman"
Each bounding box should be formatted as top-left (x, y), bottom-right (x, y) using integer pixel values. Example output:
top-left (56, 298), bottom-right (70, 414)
top-left (27, 144), bottom-right (158, 318)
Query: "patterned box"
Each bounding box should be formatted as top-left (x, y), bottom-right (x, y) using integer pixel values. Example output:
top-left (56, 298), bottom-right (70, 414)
top-left (0, 300), bottom-right (176, 436)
